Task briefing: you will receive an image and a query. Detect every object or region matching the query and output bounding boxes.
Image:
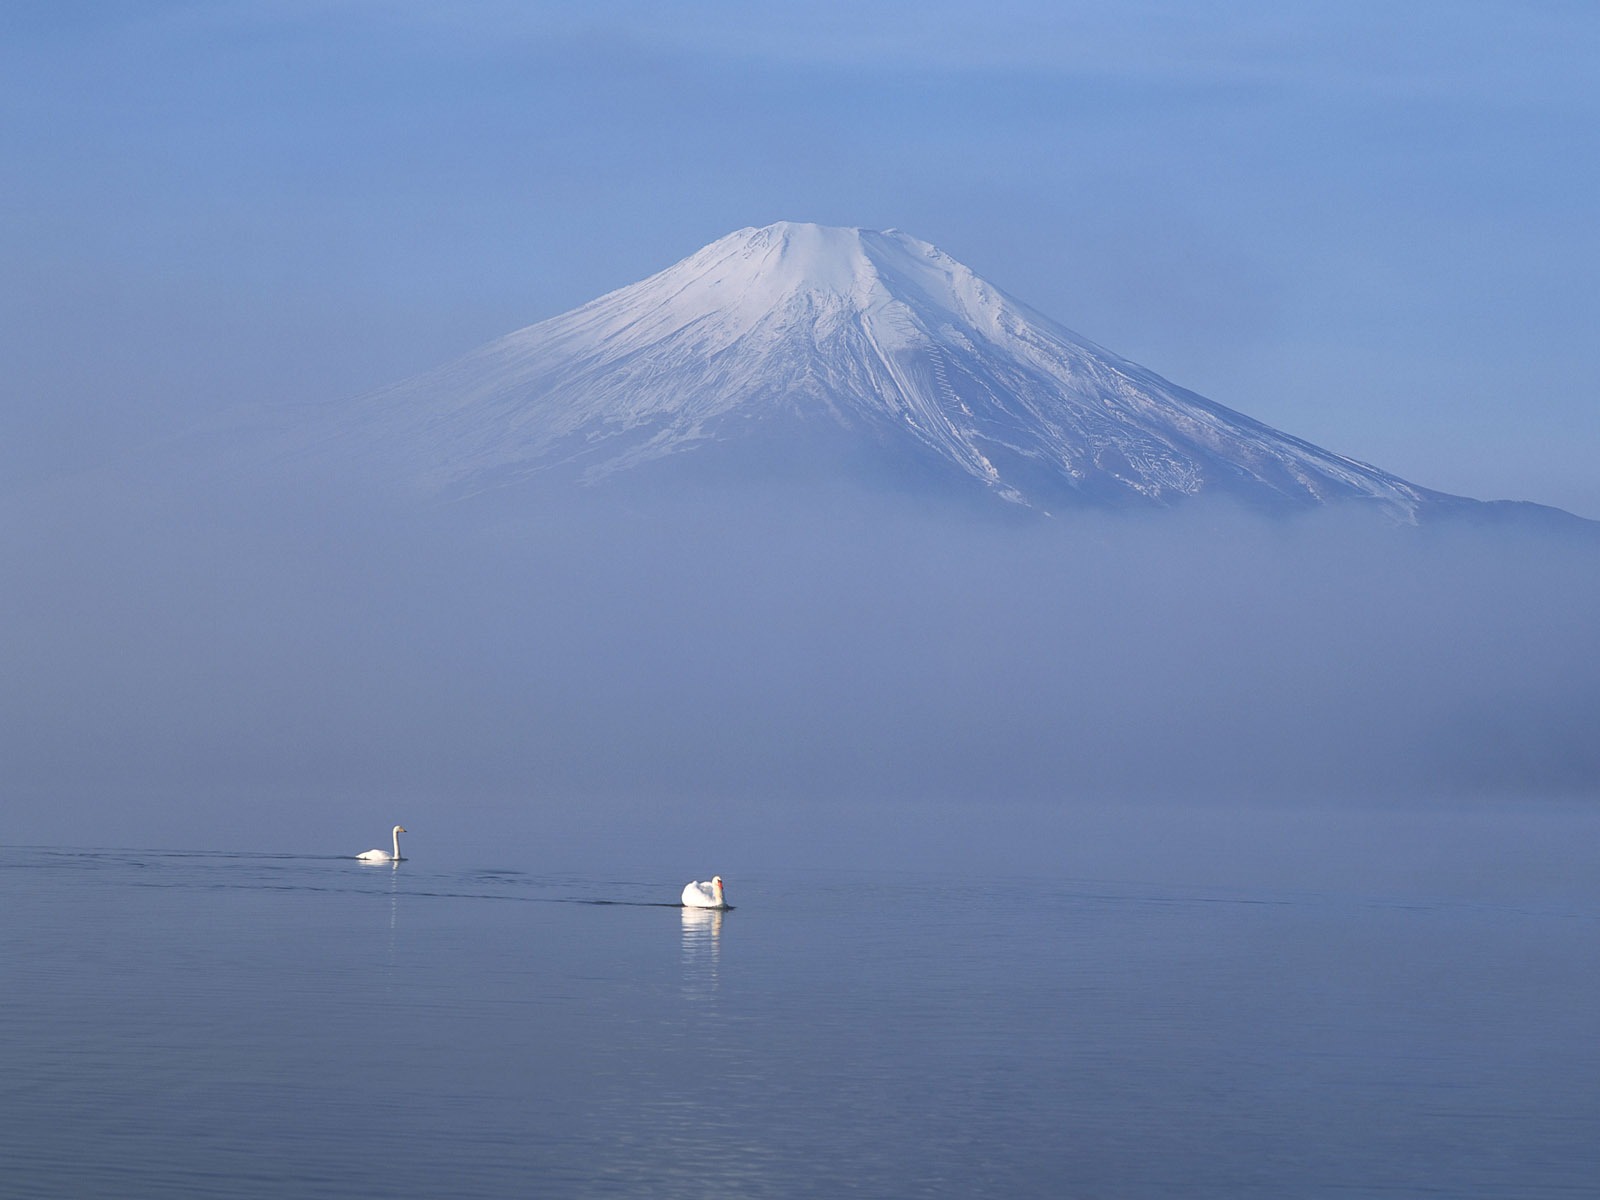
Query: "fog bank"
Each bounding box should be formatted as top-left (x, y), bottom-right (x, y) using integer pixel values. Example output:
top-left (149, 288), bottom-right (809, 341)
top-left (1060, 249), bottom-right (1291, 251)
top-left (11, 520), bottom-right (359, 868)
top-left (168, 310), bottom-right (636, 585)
top-left (5, 473), bottom-right (1597, 866)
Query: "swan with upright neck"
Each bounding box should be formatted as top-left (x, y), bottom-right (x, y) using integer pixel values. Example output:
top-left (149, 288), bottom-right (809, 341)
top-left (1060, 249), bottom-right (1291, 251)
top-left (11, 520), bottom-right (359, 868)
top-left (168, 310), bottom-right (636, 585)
top-left (356, 825), bottom-right (407, 862)
top-left (682, 876), bottom-right (728, 909)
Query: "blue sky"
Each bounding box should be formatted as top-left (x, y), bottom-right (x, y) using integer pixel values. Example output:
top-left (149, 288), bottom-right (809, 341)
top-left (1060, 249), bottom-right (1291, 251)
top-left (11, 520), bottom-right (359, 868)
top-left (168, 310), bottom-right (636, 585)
top-left (4, 1), bottom-right (1597, 515)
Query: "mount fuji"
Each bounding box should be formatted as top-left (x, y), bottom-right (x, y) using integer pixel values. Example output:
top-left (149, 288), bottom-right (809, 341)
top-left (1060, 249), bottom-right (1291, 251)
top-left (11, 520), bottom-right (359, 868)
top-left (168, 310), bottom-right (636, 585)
top-left (286, 222), bottom-right (1576, 525)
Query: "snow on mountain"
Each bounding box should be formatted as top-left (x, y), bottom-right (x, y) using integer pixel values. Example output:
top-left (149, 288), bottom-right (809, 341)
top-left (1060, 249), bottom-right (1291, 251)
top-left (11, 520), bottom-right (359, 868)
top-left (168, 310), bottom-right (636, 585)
top-left (288, 222), bottom-right (1519, 521)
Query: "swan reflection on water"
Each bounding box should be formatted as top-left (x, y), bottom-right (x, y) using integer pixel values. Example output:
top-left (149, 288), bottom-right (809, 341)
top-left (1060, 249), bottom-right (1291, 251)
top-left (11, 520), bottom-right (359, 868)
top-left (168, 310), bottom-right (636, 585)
top-left (680, 905), bottom-right (723, 994)
top-left (681, 905), bottom-right (724, 938)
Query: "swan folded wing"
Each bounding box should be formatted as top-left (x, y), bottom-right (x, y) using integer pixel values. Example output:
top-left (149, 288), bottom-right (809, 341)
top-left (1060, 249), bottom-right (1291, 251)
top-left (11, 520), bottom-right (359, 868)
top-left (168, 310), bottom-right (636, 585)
top-left (356, 826), bottom-right (406, 862)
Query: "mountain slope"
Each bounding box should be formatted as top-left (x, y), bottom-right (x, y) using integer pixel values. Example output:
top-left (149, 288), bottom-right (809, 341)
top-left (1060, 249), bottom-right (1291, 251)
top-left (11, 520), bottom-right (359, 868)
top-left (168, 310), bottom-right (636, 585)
top-left (286, 222), bottom-right (1566, 523)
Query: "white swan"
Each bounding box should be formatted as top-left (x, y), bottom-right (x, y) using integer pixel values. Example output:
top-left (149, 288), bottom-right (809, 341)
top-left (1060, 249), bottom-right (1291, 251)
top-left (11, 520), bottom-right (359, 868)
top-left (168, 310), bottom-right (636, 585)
top-left (356, 825), bottom-right (407, 862)
top-left (681, 876), bottom-right (727, 908)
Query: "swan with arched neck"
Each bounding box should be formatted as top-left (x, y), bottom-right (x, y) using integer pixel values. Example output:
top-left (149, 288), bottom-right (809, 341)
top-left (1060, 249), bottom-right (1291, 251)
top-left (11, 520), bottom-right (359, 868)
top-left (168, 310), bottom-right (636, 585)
top-left (681, 876), bottom-right (728, 909)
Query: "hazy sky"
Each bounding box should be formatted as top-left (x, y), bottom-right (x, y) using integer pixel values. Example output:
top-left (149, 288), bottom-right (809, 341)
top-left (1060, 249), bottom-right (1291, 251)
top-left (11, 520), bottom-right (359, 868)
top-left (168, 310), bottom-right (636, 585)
top-left (4, 0), bottom-right (1597, 517)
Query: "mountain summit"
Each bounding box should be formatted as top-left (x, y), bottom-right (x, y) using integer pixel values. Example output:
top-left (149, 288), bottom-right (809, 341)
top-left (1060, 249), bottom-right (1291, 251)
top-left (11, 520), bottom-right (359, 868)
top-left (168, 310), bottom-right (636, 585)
top-left (301, 222), bottom-right (1553, 522)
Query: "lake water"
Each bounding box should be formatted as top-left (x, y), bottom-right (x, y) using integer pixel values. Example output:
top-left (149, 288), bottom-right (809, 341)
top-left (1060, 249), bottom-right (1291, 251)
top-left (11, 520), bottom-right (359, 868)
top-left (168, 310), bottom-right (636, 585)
top-left (3, 821), bottom-right (1598, 1199)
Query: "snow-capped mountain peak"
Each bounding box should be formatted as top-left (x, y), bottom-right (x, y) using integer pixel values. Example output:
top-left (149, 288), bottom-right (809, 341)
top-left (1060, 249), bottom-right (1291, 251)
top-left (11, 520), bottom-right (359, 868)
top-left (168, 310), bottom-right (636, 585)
top-left (302, 222), bottom-right (1508, 521)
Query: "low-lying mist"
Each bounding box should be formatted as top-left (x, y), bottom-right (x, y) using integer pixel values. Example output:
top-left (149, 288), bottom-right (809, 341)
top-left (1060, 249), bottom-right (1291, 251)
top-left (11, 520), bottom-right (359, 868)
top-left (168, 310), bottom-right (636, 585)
top-left (5, 467), bottom-right (1597, 875)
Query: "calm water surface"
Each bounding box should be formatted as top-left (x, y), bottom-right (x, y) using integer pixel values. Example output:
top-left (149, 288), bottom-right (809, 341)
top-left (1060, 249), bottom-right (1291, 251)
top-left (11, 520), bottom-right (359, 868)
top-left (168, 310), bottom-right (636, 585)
top-left (3, 838), bottom-right (1597, 1198)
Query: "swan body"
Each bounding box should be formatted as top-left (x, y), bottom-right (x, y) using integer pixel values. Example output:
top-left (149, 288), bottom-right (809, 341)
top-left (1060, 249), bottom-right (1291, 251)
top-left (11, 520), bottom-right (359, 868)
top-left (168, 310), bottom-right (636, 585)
top-left (356, 825), bottom-right (407, 862)
top-left (682, 876), bottom-right (728, 909)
